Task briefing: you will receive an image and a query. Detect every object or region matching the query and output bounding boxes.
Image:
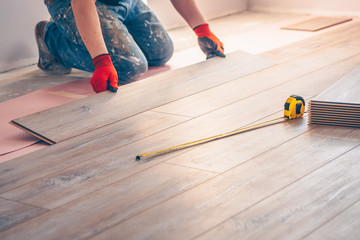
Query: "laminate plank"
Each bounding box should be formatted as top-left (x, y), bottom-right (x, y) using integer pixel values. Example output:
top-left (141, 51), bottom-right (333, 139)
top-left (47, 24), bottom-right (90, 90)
top-left (308, 66), bottom-right (360, 127)
top-left (309, 125), bottom-right (360, 142)
top-left (153, 35), bottom-right (360, 117)
top-left (260, 19), bottom-right (360, 63)
top-left (10, 51), bottom-right (273, 144)
top-left (0, 207), bottom-right (93, 240)
top-left (272, 54), bottom-right (360, 97)
top-left (0, 111), bottom-right (190, 193)
top-left (196, 145), bottom-right (360, 240)
top-left (309, 121), bottom-right (360, 128)
top-left (312, 65), bottom-right (360, 104)
top-left (281, 16), bottom-right (352, 32)
top-left (0, 197), bottom-right (46, 232)
top-left (0, 163), bottom-right (215, 240)
top-left (89, 133), bottom-right (358, 240)
top-left (304, 200), bottom-right (360, 240)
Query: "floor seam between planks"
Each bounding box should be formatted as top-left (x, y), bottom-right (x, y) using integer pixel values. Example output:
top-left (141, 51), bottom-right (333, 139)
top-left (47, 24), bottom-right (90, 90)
top-left (0, 196), bottom-right (48, 211)
top-left (190, 143), bottom-right (360, 240)
top-left (149, 110), bottom-right (195, 118)
top-left (163, 162), bottom-right (222, 174)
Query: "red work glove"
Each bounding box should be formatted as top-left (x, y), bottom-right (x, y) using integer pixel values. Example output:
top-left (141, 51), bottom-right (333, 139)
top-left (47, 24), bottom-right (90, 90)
top-left (90, 54), bottom-right (118, 93)
top-left (193, 23), bottom-right (225, 59)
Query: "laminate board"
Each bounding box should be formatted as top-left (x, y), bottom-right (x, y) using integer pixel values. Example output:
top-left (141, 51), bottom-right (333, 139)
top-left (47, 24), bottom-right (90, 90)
top-left (260, 19), bottom-right (360, 63)
top-left (196, 145), bottom-right (360, 240)
top-left (309, 112), bottom-right (360, 119)
top-left (0, 111), bottom-right (190, 193)
top-left (309, 125), bottom-right (360, 142)
top-left (0, 163), bottom-right (215, 240)
top-left (312, 66), bottom-right (360, 104)
top-left (89, 133), bottom-right (358, 240)
top-left (308, 121), bottom-right (360, 128)
top-left (153, 35), bottom-right (360, 117)
top-left (0, 197), bottom-right (46, 232)
top-left (304, 200), bottom-right (360, 240)
top-left (309, 105), bottom-right (360, 113)
top-left (10, 51), bottom-right (273, 144)
top-left (272, 54), bottom-right (360, 96)
top-left (281, 16), bottom-right (352, 32)
top-left (309, 66), bottom-right (360, 127)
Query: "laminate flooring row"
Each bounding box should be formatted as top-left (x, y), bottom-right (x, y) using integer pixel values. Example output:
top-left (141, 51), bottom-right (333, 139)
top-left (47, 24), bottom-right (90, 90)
top-left (1, 15), bottom-right (360, 239)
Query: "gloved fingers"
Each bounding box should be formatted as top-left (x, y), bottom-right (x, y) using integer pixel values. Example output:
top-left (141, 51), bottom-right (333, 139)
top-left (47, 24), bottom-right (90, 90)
top-left (198, 37), bottom-right (226, 59)
top-left (90, 77), bottom-right (107, 93)
top-left (107, 76), bottom-right (119, 92)
top-left (206, 51), bottom-right (226, 60)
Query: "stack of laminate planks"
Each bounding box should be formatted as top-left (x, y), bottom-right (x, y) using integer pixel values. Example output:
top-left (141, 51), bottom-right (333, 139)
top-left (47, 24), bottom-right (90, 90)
top-left (309, 66), bottom-right (360, 128)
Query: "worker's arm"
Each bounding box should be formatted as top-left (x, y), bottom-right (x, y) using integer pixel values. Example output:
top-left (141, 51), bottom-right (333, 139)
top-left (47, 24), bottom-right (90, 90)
top-left (170, 0), bottom-right (225, 59)
top-left (71, 0), bottom-right (118, 93)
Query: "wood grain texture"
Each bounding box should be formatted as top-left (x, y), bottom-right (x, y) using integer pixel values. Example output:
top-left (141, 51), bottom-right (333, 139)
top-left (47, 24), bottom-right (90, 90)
top-left (0, 111), bottom-right (190, 194)
top-left (309, 125), bottom-right (360, 142)
top-left (281, 16), bottom-right (352, 32)
top-left (90, 133), bottom-right (358, 240)
top-left (164, 92), bottom-right (313, 173)
top-left (1, 14), bottom-right (360, 240)
top-left (10, 51), bottom-right (273, 143)
top-left (0, 197), bottom-right (46, 232)
top-left (304, 199), bottom-right (360, 240)
top-left (154, 33), bottom-right (360, 117)
top-left (261, 20), bottom-right (360, 63)
top-left (1, 90), bottom-right (298, 209)
top-left (0, 163), bottom-right (215, 240)
top-left (312, 65), bottom-right (360, 104)
top-left (196, 145), bottom-right (360, 240)
top-left (309, 66), bottom-right (360, 127)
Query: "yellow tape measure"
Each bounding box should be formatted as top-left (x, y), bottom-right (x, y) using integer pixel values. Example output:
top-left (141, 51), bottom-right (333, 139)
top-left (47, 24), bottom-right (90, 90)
top-left (136, 95), bottom-right (305, 160)
top-left (284, 95), bottom-right (305, 120)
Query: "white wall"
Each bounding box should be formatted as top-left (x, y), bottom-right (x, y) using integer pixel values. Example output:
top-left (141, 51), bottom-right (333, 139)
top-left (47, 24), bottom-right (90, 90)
top-left (249, 0), bottom-right (360, 16)
top-left (148, 0), bottom-right (247, 29)
top-left (0, 0), bottom-right (246, 72)
top-left (0, 1), bottom-right (50, 72)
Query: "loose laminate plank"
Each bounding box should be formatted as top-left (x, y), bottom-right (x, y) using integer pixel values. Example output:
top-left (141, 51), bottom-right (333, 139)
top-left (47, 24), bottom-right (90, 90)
top-left (281, 16), bottom-right (352, 32)
top-left (10, 51), bottom-right (273, 144)
top-left (90, 132), bottom-right (358, 240)
top-left (197, 145), bottom-right (360, 240)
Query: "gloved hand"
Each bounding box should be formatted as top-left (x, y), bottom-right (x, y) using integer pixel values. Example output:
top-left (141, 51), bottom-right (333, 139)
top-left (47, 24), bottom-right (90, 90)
top-left (193, 23), bottom-right (225, 59)
top-left (90, 54), bottom-right (119, 93)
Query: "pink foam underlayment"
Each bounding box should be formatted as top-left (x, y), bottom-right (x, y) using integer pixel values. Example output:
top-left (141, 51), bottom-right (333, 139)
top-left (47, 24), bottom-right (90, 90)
top-left (0, 65), bottom-right (172, 163)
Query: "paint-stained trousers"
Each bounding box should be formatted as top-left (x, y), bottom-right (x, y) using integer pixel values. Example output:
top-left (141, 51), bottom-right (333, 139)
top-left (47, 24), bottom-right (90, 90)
top-left (44, 0), bottom-right (174, 83)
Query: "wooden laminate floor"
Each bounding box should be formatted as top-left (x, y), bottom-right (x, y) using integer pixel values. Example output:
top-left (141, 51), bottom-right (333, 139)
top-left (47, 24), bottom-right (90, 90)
top-left (1, 11), bottom-right (360, 239)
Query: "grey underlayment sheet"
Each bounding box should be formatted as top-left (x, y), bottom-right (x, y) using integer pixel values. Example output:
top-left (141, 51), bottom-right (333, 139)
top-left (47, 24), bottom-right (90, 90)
top-left (309, 66), bottom-right (360, 128)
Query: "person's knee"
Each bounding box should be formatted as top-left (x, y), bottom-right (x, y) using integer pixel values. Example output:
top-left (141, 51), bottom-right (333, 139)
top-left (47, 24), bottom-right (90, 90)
top-left (112, 54), bottom-right (148, 84)
top-left (147, 38), bottom-right (174, 67)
